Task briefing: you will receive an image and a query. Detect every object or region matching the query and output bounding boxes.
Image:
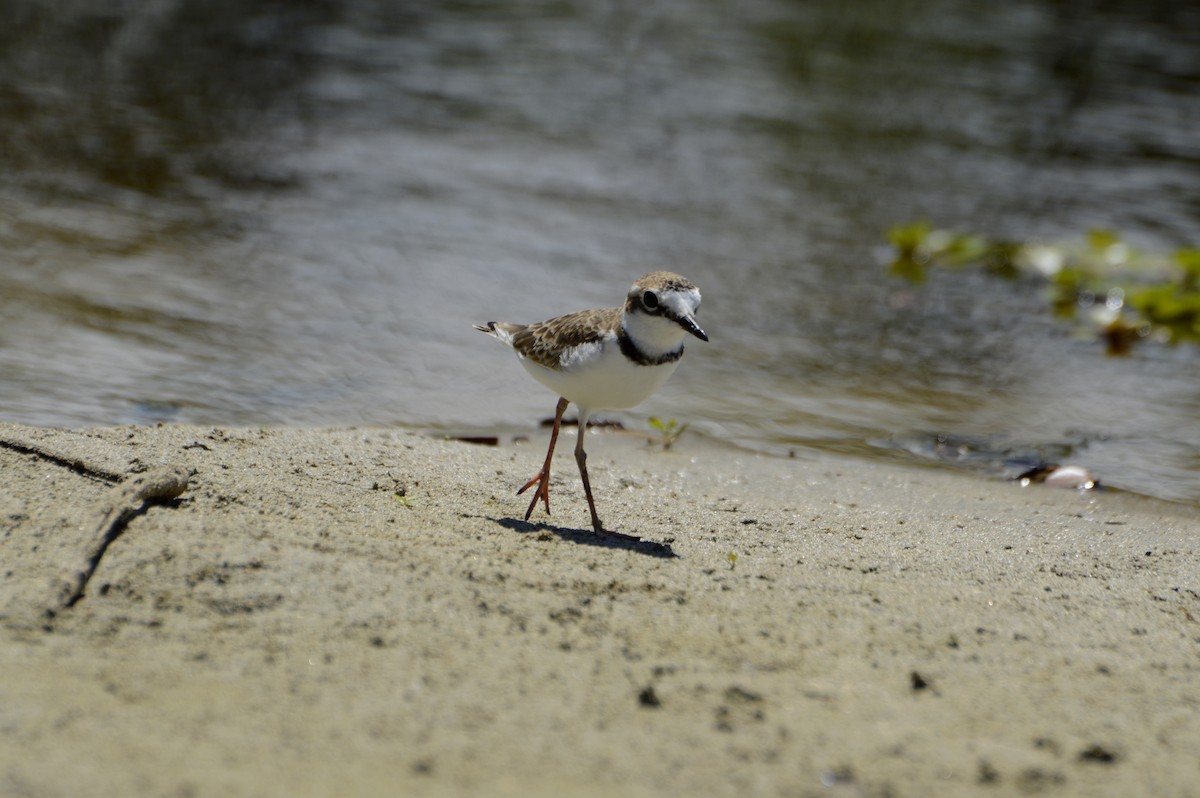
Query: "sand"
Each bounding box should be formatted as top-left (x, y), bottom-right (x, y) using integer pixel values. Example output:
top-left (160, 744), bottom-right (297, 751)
top-left (1, 421), bottom-right (1198, 797)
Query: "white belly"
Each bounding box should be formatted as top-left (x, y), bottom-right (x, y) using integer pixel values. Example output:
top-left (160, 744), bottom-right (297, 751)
top-left (519, 339), bottom-right (680, 413)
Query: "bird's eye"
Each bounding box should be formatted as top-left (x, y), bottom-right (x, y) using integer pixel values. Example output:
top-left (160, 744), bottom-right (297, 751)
top-left (642, 290), bottom-right (659, 310)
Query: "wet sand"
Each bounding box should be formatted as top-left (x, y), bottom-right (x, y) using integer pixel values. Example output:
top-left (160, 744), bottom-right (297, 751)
top-left (2, 422), bottom-right (1198, 797)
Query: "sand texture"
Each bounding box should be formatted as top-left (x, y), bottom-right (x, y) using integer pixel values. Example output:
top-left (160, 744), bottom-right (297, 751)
top-left (2, 422), bottom-right (1198, 797)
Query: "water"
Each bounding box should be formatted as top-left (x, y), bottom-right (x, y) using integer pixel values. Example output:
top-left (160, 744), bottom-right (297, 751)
top-left (2, 0), bottom-right (1199, 504)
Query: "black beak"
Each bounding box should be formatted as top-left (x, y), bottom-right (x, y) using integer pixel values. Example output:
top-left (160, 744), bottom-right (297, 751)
top-left (678, 314), bottom-right (708, 342)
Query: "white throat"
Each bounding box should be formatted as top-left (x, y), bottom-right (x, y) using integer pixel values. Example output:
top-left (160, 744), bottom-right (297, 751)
top-left (621, 288), bottom-right (700, 358)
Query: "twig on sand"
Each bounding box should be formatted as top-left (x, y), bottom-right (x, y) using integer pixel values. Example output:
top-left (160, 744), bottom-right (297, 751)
top-left (48, 466), bottom-right (190, 614)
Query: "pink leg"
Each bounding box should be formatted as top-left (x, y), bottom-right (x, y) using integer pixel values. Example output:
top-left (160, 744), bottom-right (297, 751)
top-left (573, 409), bottom-right (605, 534)
top-left (517, 397), bottom-right (569, 521)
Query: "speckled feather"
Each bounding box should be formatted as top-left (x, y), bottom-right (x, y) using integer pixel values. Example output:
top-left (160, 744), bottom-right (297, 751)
top-left (499, 308), bottom-right (621, 370)
top-left (633, 271), bottom-right (697, 296)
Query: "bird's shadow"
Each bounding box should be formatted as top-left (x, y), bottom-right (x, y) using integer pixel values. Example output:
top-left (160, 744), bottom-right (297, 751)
top-left (467, 514), bottom-right (679, 559)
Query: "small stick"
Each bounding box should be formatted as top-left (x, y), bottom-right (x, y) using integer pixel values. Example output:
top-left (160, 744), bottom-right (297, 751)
top-left (48, 466), bottom-right (190, 613)
top-left (0, 432), bottom-right (126, 483)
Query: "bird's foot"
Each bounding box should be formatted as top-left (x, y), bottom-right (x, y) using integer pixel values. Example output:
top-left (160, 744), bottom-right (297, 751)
top-left (517, 469), bottom-right (551, 520)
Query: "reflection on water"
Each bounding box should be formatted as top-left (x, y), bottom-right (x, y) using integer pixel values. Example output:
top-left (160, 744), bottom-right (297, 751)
top-left (2, 0), bottom-right (1199, 504)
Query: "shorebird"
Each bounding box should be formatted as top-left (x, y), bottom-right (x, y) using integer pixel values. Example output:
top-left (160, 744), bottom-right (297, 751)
top-left (475, 271), bottom-right (707, 536)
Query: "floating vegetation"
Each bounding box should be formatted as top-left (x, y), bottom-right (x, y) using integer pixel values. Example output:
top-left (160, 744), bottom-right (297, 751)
top-left (887, 222), bottom-right (1200, 354)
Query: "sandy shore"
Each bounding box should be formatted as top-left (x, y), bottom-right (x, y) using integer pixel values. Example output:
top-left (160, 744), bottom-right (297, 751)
top-left (2, 421), bottom-right (1198, 797)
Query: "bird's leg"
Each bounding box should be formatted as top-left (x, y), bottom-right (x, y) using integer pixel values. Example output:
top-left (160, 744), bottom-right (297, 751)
top-left (573, 410), bottom-right (605, 534)
top-left (517, 396), bottom-right (569, 521)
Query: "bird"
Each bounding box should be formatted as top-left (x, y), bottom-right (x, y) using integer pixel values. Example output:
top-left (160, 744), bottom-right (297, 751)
top-left (474, 271), bottom-right (707, 536)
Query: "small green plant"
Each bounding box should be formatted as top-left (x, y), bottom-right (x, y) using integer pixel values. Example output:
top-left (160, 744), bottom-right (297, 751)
top-left (648, 416), bottom-right (688, 450)
top-left (727, 552), bottom-right (738, 571)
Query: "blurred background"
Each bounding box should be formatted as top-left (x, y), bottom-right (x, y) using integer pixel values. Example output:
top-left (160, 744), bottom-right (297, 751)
top-left (2, 0), bottom-right (1198, 502)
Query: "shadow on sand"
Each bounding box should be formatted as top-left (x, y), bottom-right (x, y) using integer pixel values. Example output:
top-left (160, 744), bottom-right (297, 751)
top-left (473, 515), bottom-right (679, 559)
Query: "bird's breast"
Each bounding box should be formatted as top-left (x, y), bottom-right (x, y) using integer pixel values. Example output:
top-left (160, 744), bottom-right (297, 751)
top-left (520, 338), bottom-right (680, 412)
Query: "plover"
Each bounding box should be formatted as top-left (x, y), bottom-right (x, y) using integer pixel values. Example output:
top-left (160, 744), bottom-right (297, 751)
top-left (475, 271), bottom-right (707, 536)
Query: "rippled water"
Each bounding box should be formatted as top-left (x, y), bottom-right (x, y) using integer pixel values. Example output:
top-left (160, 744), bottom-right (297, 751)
top-left (2, 0), bottom-right (1199, 504)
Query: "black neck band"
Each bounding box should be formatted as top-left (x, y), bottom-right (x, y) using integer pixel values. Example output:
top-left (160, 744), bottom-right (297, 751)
top-left (617, 329), bottom-right (684, 366)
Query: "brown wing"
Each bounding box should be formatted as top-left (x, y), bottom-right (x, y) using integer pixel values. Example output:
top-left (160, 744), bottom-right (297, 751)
top-left (511, 308), bottom-right (620, 370)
